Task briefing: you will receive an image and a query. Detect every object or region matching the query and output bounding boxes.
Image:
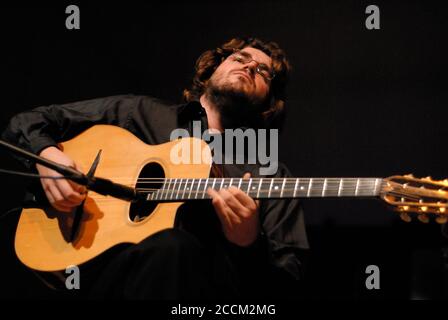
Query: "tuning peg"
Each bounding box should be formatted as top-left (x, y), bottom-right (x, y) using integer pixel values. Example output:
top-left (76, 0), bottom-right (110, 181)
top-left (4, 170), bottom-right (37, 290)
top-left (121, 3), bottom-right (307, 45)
top-left (404, 174), bottom-right (414, 179)
top-left (436, 216), bottom-right (448, 224)
top-left (439, 207), bottom-right (446, 213)
top-left (400, 212), bottom-right (412, 222)
top-left (443, 179), bottom-right (448, 186)
top-left (423, 176), bottom-right (433, 181)
top-left (417, 214), bottom-right (430, 223)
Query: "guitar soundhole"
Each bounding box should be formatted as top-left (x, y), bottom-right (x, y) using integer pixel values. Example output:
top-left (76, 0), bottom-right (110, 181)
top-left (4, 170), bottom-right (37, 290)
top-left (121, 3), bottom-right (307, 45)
top-left (129, 162), bottom-right (164, 223)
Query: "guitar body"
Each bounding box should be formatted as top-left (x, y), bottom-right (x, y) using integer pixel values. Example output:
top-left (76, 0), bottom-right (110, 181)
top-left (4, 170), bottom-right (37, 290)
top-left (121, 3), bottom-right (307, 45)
top-left (15, 125), bottom-right (212, 272)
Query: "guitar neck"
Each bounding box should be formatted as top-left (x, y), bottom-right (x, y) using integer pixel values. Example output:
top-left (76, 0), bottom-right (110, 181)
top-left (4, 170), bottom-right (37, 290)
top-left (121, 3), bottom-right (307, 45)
top-left (146, 177), bottom-right (385, 201)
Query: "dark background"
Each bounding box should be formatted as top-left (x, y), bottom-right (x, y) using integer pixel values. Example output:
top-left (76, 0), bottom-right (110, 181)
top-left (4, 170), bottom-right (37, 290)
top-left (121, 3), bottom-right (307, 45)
top-left (0, 1), bottom-right (447, 299)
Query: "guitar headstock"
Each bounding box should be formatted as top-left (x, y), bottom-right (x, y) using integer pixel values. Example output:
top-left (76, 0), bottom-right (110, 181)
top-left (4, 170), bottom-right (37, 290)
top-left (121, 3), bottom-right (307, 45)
top-left (382, 174), bottom-right (448, 224)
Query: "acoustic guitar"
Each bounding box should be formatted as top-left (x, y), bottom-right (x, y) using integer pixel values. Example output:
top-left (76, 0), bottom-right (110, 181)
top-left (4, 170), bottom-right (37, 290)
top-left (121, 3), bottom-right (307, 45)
top-left (15, 125), bottom-right (448, 272)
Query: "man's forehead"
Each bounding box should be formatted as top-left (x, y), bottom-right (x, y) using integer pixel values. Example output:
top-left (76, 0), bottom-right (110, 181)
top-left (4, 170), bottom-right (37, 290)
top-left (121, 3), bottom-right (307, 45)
top-left (240, 47), bottom-right (272, 66)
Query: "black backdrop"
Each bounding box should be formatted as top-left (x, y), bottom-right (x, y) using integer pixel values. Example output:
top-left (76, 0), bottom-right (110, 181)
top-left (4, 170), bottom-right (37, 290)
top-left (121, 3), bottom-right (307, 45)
top-left (0, 1), bottom-right (447, 299)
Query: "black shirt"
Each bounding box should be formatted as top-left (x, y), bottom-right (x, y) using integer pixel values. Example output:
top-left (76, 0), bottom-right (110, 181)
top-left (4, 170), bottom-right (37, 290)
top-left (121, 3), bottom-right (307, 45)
top-left (1, 94), bottom-right (309, 283)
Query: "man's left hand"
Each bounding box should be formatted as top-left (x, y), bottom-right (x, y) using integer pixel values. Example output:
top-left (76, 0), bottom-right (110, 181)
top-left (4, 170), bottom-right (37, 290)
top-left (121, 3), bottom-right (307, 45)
top-left (207, 172), bottom-right (260, 247)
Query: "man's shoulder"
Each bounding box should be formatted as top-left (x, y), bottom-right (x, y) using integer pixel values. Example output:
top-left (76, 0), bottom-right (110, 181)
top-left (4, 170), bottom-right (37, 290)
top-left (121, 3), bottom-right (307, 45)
top-left (223, 161), bottom-right (293, 178)
top-left (104, 94), bottom-right (180, 109)
top-left (125, 94), bottom-right (188, 115)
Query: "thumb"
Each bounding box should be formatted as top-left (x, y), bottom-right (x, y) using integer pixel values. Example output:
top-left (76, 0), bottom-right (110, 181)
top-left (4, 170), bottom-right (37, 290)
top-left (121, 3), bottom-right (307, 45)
top-left (72, 162), bottom-right (87, 194)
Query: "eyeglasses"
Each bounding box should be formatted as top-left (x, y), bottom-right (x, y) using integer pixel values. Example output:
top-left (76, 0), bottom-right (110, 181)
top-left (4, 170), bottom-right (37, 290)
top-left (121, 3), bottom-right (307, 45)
top-left (230, 50), bottom-right (276, 81)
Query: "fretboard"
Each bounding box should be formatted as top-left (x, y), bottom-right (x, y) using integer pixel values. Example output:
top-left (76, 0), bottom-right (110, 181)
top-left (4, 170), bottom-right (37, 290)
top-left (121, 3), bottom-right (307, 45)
top-left (145, 178), bottom-right (384, 201)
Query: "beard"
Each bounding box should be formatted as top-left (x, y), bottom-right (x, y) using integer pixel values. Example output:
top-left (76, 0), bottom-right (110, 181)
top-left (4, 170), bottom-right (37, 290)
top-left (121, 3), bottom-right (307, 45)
top-left (204, 77), bottom-right (268, 129)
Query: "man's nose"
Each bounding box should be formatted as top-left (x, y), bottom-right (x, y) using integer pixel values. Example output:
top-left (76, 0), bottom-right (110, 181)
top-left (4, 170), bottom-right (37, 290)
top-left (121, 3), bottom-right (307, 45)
top-left (244, 60), bottom-right (258, 76)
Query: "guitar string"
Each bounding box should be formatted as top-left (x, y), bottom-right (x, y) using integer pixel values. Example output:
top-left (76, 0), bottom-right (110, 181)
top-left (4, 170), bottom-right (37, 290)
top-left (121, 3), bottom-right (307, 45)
top-left (83, 183), bottom-right (426, 202)
top-left (131, 182), bottom-right (383, 192)
top-left (103, 178), bottom-right (384, 182)
top-left (85, 184), bottom-right (425, 202)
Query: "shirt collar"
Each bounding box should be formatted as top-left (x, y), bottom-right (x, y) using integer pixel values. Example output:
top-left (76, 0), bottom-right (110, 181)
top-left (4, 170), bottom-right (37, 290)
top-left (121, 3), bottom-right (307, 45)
top-left (177, 100), bottom-right (209, 133)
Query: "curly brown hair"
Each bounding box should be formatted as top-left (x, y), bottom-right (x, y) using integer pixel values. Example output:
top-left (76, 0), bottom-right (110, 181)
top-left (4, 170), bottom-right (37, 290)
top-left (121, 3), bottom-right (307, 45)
top-left (183, 37), bottom-right (291, 129)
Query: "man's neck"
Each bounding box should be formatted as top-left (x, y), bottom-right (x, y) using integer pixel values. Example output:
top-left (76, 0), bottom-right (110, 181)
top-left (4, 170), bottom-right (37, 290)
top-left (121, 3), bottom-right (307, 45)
top-left (200, 94), bottom-right (223, 133)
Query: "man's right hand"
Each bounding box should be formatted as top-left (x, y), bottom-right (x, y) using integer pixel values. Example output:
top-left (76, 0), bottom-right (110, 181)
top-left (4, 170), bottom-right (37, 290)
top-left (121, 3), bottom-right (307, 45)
top-left (37, 146), bottom-right (87, 212)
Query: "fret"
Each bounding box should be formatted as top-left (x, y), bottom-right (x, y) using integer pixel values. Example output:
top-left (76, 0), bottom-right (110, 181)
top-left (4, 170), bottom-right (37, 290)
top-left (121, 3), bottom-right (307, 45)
top-left (239, 179), bottom-right (249, 196)
top-left (164, 179), bottom-right (171, 200)
top-left (176, 178), bottom-right (182, 199)
top-left (374, 178), bottom-right (381, 195)
top-left (212, 178), bottom-right (216, 190)
top-left (153, 189), bottom-right (158, 201)
top-left (269, 179), bottom-right (282, 198)
top-left (338, 179), bottom-right (343, 197)
top-left (202, 178), bottom-right (208, 199)
top-left (355, 179), bottom-right (360, 196)
top-left (280, 178), bottom-right (286, 198)
top-left (161, 179), bottom-right (168, 201)
top-left (297, 179), bottom-right (307, 196)
top-left (154, 185), bottom-right (160, 201)
top-left (159, 182), bottom-right (164, 199)
top-left (157, 180), bottom-right (162, 200)
top-left (179, 179), bottom-right (187, 200)
top-left (340, 179), bottom-right (349, 197)
top-left (260, 178), bottom-right (271, 198)
top-left (186, 179), bottom-right (194, 200)
top-left (159, 183), bottom-right (164, 200)
top-left (176, 179), bottom-right (182, 199)
top-left (293, 178), bottom-right (299, 197)
top-left (289, 179), bottom-right (295, 197)
top-left (191, 179), bottom-right (198, 199)
top-left (268, 179), bottom-right (274, 198)
top-left (229, 178), bottom-right (234, 188)
top-left (169, 179), bottom-right (175, 200)
top-left (274, 180), bottom-right (283, 198)
top-left (155, 180), bottom-right (164, 200)
top-left (181, 179), bottom-right (189, 200)
top-left (247, 179), bottom-right (252, 196)
top-left (307, 179), bottom-right (313, 197)
top-left (147, 189), bottom-right (154, 201)
top-left (325, 179), bottom-right (341, 197)
top-left (322, 178), bottom-right (327, 197)
top-left (257, 178), bottom-right (263, 198)
top-left (310, 179), bottom-right (325, 197)
top-left (249, 179), bottom-right (258, 196)
top-left (220, 178), bottom-right (224, 190)
top-left (195, 179), bottom-right (202, 199)
top-left (371, 179), bottom-right (378, 195)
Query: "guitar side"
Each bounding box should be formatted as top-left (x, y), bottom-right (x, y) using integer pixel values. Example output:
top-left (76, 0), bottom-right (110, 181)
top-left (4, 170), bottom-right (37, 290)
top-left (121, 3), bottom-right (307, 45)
top-left (14, 125), bottom-right (212, 272)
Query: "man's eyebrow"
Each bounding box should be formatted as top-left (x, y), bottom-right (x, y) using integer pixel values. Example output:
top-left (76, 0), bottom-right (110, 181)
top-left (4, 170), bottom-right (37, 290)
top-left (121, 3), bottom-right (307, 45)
top-left (239, 50), bottom-right (253, 59)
